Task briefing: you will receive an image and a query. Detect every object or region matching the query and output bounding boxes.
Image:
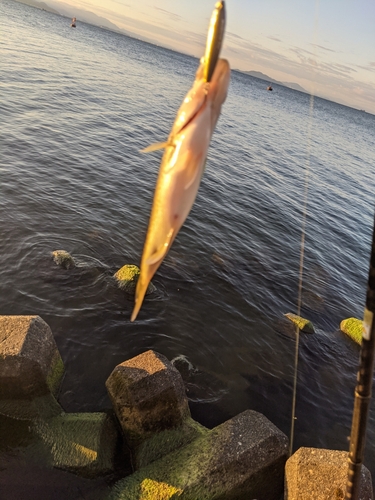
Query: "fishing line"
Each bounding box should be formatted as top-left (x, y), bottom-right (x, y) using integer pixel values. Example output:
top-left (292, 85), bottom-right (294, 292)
top-left (289, 0), bottom-right (320, 456)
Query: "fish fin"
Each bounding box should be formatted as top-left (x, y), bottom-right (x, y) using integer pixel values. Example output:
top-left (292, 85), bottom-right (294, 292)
top-left (141, 142), bottom-right (168, 153)
top-left (145, 229), bottom-right (174, 266)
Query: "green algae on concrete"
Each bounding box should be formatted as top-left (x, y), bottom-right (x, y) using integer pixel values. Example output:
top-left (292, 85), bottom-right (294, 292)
top-left (284, 313), bottom-right (315, 334)
top-left (114, 265), bottom-right (156, 295)
top-left (0, 393), bottom-right (63, 420)
top-left (52, 250), bottom-right (76, 269)
top-left (339, 317), bottom-right (363, 345)
top-left (138, 479), bottom-right (183, 499)
top-left (136, 417), bottom-right (208, 469)
top-left (109, 410), bottom-right (288, 500)
top-left (32, 412), bottom-right (118, 477)
top-left (46, 350), bottom-right (65, 396)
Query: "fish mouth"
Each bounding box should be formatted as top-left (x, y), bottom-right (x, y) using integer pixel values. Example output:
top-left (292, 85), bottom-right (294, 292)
top-left (203, 1), bottom-right (226, 83)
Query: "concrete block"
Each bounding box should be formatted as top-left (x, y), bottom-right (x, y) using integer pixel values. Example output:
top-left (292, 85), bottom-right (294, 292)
top-left (106, 350), bottom-right (190, 447)
top-left (135, 416), bottom-right (208, 469)
top-left (285, 447), bottom-right (373, 500)
top-left (109, 409), bottom-right (289, 500)
top-left (0, 316), bottom-right (64, 398)
top-left (0, 316), bottom-right (64, 419)
top-left (32, 412), bottom-right (118, 478)
top-left (0, 393), bottom-right (63, 420)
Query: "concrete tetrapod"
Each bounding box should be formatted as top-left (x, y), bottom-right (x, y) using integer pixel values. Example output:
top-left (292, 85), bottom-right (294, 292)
top-left (106, 350), bottom-right (203, 470)
top-left (32, 412), bottom-right (119, 478)
top-left (0, 315), bottom-right (64, 419)
top-left (108, 409), bottom-right (289, 500)
top-left (285, 447), bottom-right (373, 499)
top-left (106, 350), bottom-right (191, 448)
top-left (0, 315), bottom-right (119, 478)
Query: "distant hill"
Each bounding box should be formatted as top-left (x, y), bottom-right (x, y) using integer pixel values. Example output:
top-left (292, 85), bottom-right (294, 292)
top-left (12, 0), bottom-right (160, 43)
top-left (12, 0), bottom-right (306, 96)
top-left (12, 0), bottom-right (131, 35)
top-left (47, 0), bottom-right (122, 32)
top-left (241, 70), bottom-right (307, 93)
top-left (13, 0), bottom-right (59, 15)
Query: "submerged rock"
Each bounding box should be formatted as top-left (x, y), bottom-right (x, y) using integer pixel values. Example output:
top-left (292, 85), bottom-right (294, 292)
top-left (52, 250), bottom-right (75, 269)
top-left (340, 317), bottom-right (363, 345)
top-left (284, 313), bottom-right (315, 334)
top-left (113, 265), bottom-right (156, 295)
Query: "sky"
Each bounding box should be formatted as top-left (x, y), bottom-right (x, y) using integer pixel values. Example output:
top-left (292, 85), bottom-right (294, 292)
top-left (53, 0), bottom-right (375, 113)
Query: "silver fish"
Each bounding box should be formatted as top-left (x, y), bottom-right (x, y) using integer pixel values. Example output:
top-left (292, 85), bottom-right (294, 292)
top-left (131, 3), bottom-right (230, 321)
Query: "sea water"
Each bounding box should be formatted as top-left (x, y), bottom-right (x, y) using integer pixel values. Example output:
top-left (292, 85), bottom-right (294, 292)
top-left (1, 0), bottom-right (375, 493)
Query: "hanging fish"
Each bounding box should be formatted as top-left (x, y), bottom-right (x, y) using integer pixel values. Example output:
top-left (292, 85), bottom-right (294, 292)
top-left (131, 1), bottom-right (230, 321)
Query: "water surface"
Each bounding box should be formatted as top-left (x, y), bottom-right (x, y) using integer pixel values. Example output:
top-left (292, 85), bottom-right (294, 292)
top-left (1, 0), bottom-right (375, 494)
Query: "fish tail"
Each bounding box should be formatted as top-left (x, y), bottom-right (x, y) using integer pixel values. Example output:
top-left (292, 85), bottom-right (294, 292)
top-left (130, 275), bottom-right (149, 322)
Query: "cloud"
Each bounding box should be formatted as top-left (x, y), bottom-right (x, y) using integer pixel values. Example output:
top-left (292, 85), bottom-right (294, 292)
top-left (50, 0), bottom-right (375, 113)
top-left (223, 33), bottom-right (375, 112)
top-left (290, 46), bottom-right (316, 57)
top-left (109, 0), bottom-right (131, 7)
top-left (356, 62), bottom-right (375, 73)
top-left (227, 47), bottom-right (240, 55)
top-left (288, 47), bottom-right (356, 77)
top-left (267, 36), bottom-right (282, 42)
top-left (227, 32), bottom-right (245, 41)
top-left (310, 43), bottom-right (336, 53)
top-left (154, 7), bottom-right (181, 22)
top-left (180, 29), bottom-right (206, 47)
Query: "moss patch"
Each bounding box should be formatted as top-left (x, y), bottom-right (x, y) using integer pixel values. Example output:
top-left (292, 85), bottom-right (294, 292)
top-left (114, 265), bottom-right (156, 295)
top-left (139, 479), bottom-right (183, 499)
top-left (340, 317), bottom-right (363, 345)
top-left (109, 427), bottom-right (220, 499)
top-left (109, 410), bottom-right (288, 500)
top-left (284, 313), bottom-right (315, 334)
top-left (46, 351), bottom-right (64, 396)
top-left (32, 412), bottom-right (118, 477)
top-left (0, 393), bottom-right (63, 420)
top-left (136, 417), bottom-right (208, 469)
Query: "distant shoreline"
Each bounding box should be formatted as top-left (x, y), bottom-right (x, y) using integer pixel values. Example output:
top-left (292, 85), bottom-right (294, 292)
top-left (235, 69), bottom-right (307, 94)
top-left (11, 0), bottom-right (374, 116)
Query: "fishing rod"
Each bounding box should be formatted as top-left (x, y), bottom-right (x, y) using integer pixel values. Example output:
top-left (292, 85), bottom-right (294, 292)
top-left (346, 212), bottom-right (375, 499)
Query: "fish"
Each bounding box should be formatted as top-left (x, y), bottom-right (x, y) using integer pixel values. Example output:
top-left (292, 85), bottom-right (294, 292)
top-left (131, 3), bottom-right (230, 322)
